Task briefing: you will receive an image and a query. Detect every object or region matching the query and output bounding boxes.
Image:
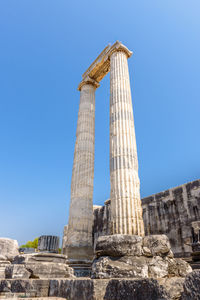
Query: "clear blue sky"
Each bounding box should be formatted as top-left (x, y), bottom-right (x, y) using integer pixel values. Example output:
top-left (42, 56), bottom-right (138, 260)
top-left (0, 1), bottom-right (199, 246)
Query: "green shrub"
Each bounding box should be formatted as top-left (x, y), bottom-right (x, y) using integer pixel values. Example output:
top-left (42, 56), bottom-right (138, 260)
top-left (20, 237), bottom-right (38, 249)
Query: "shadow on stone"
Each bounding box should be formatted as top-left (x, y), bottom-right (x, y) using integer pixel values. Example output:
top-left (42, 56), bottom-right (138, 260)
top-left (103, 279), bottom-right (169, 300)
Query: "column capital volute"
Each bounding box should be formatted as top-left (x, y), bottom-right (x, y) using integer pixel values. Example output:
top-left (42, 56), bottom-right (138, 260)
top-left (78, 76), bottom-right (100, 91)
top-left (109, 41), bottom-right (133, 59)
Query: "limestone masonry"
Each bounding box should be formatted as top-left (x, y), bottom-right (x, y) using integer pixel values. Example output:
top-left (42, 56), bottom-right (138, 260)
top-left (64, 41), bottom-right (145, 266)
top-left (93, 179), bottom-right (200, 258)
top-left (1, 41), bottom-right (199, 299)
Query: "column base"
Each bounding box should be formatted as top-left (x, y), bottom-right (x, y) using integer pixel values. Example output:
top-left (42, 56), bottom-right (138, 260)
top-left (68, 260), bottom-right (92, 277)
top-left (63, 245), bottom-right (94, 277)
top-left (92, 234), bottom-right (192, 279)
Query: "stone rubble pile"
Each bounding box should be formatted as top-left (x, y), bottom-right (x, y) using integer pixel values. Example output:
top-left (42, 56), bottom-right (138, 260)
top-left (0, 238), bottom-right (74, 280)
top-left (0, 238), bottom-right (19, 280)
top-left (92, 234), bottom-right (192, 279)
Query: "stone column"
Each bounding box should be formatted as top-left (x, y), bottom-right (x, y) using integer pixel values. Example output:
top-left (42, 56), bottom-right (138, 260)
top-left (66, 78), bottom-right (99, 263)
top-left (109, 42), bottom-right (144, 236)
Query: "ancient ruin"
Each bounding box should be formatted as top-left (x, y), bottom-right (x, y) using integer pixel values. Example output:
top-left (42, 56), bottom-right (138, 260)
top-left (0, 41), bottom-right (200, 299)
top-left (64, 41), bottom-right (144, 271)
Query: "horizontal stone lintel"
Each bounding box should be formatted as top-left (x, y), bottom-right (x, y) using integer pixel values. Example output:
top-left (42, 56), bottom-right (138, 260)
top-left (78, 41), bottom-right (132, 88)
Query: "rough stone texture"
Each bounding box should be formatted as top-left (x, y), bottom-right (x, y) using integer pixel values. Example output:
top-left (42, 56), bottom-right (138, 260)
top-left (13, 253), bottom-right (67, 264)
top-left (0, 279), bottom-right (50, 298)
top-left (103, 279), bottom-right (169, 300)
top-left (25, 262), bottom-right (74, 279)
top-left (16, 298), bottom-right (64, 300)
top-left (142, 179), bottom-right (200, 258)
top-left (92, 256), bottom-right (149, 279)
top-left (93, 201), bottom-right (111, 249)
top-left (92, 234), bottom-right (192, 279)
top-left (0, 261), bottom-right (10, 279)
top-left (11, 253), bottom-right (74, 280)
top-left (0, 277), bottom-right (199, 299)
top-left (93, 179), bottom-right (200, 258)
top-left (95, 234), bottom-right (143, 257)
top-left (0, 238), bottom-right (19, 261)
top-left (49, 278), bottom-right (169, 300)
top-left (92, 255), bottom-right (192, 280)
top-left (148, 256), bottom-right (169, 279)
top-left (181, 270), bottom-right (200, 300)
top-left (5, 264), bottom-right (31, 279)
top-left (158, 277), bottom-right (185, 300)
top-left (49, 278), bottom-right (99, 300)
top-left (191, 221), bottom-right (200, 261)
top-left (143, 235), bottom-right (171, 257)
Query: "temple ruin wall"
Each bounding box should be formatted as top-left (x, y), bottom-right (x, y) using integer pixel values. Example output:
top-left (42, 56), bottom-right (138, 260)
top-left (93, 179), bottom-right (200, 257)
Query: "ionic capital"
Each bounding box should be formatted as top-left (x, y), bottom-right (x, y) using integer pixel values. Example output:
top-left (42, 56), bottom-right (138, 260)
top-left (78, 76), bottom-right (100, 91)
top-left (109, 41), bottom-right (133, 59)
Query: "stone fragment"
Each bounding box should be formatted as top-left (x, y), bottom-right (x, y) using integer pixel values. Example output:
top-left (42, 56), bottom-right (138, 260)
top-left (25, 262), bottom-right (74, 279)
top-left (95, 234), bottom-right (143, 257)
top-left (175, 258), bottom-right (192, 277)
top-left (5, 264), bottom-right (31, 279)
top-left (143, 235), bottom-right (171, 257)
top-left (181, 270), bottom-right (200, 300)
top-left (13, 252), bottom-right (67, 264)
top-left (0, 238), bottom-right (19, 261)
top-left (148, 256), bottom-right (169, 278)
top-left (0, 279), bottom-right (11, 292)
top-left (0, 260), bottom-right (10, 279)
top-left (143, 246), bottom-right (153, 257)
top-left (158, 277), bottom-right (184, 300)
top-left (92, 255), bottom-right (149, 279)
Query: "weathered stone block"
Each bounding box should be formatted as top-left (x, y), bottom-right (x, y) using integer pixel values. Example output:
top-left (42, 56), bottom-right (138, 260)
top-left (92, 234), bottom-right (192, 280)
top-left (0, 261), bottom-right (10, 279)
top-left (0, 238), bottom-right (19, 261)
top-left (25, 262), bottom-right (74, 279)
top-left (5, 264), bottom-right (31, 279)
top-left (158, 277), bottom-right (185, 300)
top-left (148, 256), bottom-right (169, 278)
top-left (143, 235), bottom-right (171, 257)
top-left (181, 270), bottom-right (200, 300)
top-left (95, 234), bottom-right (143, 257)
top-left (103, 279), bottom-right (169, 300)
top-left (92, 256), bottom-right (149, 279)
top-left (13, 252), bottom-right (67, 264)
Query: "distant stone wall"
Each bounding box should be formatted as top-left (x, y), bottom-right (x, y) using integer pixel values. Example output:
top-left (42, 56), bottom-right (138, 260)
top-left (93, 201), bottom-right (111, 249)
top-left (93, 179), bottom-right (200, 258)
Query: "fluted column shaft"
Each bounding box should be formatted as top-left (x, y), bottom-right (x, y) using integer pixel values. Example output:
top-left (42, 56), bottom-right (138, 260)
top-left (110, 50), bottom-right (144, 236)
top-left (67, 82), bottom-right (97, 261)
